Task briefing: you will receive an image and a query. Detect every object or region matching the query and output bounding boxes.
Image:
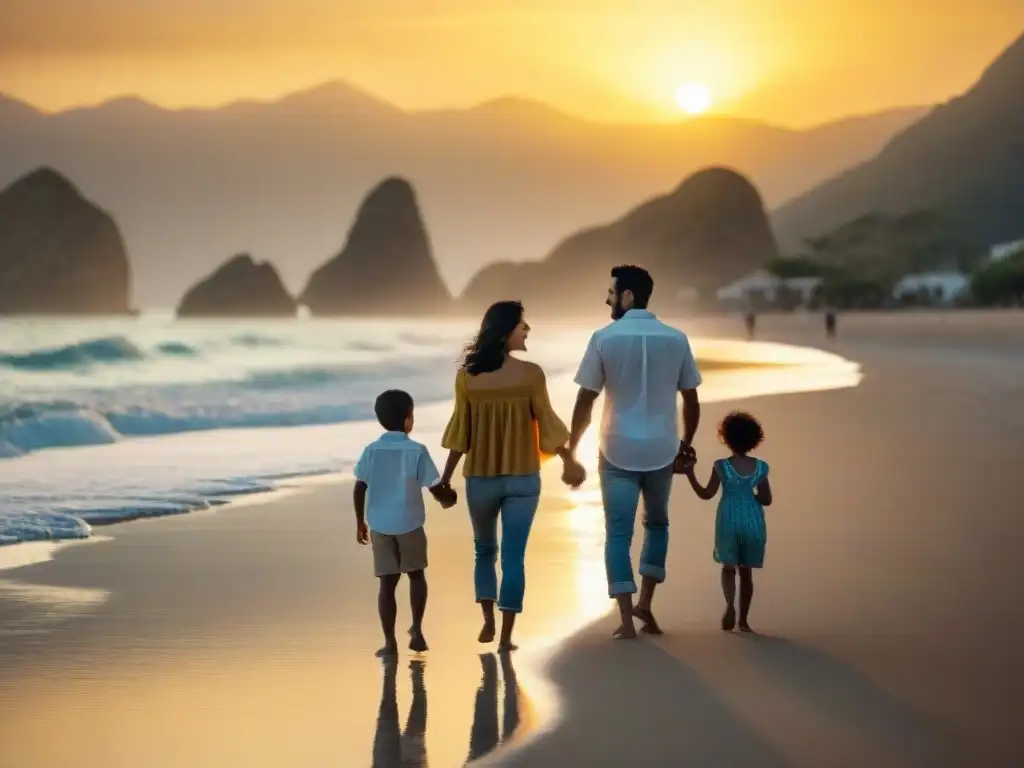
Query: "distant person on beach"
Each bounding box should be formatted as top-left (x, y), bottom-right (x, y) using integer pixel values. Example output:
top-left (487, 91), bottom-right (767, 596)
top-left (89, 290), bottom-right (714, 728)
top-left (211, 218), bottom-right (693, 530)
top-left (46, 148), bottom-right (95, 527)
top-left (682, 411), bottom-right (772, 633)
top-left (744, 311), bottom-right (757, 339)
top-left (570, 265), bottom-right (702, 639)
top-left (354, 389), bottom-right (457, 658)
top-left (438, 301), bottom-right (585, 652)
top-left (825, 309), bottom-right (837, 338)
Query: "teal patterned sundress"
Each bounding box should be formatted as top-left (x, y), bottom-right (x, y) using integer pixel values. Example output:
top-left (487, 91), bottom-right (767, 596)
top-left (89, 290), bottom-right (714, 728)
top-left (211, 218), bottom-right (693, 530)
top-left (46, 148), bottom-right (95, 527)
top-left (713, 458), bottom-right (769, 568)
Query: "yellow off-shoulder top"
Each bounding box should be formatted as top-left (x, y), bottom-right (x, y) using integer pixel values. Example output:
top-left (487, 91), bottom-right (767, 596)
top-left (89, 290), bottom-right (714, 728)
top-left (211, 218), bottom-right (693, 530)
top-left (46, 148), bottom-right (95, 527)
top-left (441, 364), bottom-right (570, 478)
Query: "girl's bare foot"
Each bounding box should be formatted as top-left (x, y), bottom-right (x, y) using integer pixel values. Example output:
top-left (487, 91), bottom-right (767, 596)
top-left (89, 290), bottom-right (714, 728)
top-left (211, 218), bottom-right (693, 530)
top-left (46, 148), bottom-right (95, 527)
top-left (478, 621), bottom-right (496, 643)
top-left (721, 605), bottom-right (736, 631)
top-left (408, 628), bottom-right (429, 652)
top-left (375, 642), bottom-right (398, 658)
top-left (632, 606), bottom-right (663, 635)
top-left (612, 624), bottom-right (638, 640)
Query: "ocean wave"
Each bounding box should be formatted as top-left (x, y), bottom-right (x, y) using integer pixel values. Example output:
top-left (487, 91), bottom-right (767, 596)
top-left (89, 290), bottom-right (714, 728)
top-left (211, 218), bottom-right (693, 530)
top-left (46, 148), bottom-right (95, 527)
top-left (0, 353), bottom-right (467, 458)
top-left (0, 336), bottom-right (146, 371)
top-left (155, 341), bottom-right (199, 356)
top-left (0, 331), bottom-right (448, 375)
top-left (230, 333), bottom-right (286, 348)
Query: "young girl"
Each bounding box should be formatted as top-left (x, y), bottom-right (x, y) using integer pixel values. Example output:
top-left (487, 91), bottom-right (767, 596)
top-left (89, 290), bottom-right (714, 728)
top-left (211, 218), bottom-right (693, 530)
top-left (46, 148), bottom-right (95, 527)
top-left (684, 411), bottom-right (772, 632)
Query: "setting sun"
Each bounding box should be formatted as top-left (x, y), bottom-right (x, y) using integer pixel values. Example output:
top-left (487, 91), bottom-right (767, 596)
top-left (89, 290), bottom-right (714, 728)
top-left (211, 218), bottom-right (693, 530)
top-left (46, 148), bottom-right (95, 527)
top-left (674, 81), bottom-right (712, 115)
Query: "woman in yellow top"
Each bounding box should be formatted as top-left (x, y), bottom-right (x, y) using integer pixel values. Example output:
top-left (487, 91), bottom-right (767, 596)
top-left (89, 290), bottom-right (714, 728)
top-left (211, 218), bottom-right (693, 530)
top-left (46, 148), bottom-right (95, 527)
top-left (439, 301), bottom-right (586, 651)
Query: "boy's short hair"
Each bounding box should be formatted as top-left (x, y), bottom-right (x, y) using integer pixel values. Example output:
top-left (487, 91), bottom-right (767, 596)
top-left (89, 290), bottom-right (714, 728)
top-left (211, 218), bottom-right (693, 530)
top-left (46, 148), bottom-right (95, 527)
top-left (375, 389), bottom-right (414, 431)
top-left (718, 411), bottom-right (764, 455)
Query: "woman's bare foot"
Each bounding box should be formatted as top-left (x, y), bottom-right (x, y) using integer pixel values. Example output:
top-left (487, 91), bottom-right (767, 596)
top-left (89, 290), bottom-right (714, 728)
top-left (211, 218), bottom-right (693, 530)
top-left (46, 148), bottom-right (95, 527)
top-left (408, 627), bottom-right (429, 652)
top-left (478, 621), bottom-right (496, 643)
top-left (721, 605), bottom-right (736, 632)
top-left (612, 624), bottom-right (638, 640)
top-left (375, 642), bottom-right (398, 658)
top-left (632, 606), bottom-right (663, 635)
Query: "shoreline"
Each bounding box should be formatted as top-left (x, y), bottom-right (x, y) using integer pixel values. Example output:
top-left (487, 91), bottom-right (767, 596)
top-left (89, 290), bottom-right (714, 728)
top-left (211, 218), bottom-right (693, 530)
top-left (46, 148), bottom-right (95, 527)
top-left (0, 336), bottom-right (859, 552)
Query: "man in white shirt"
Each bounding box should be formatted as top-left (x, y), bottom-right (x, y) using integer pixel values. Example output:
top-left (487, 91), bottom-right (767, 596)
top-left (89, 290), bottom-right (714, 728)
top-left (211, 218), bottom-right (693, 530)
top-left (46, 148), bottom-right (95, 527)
top-left (569, 265), bottom-right (702, 639)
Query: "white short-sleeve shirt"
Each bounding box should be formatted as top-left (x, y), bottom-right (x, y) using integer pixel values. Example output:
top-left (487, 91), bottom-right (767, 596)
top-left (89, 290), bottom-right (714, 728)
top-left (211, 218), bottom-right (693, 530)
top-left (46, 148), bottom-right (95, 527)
top-left (574, 309), bottom-right (702, 472)
top-left (353, 432), bottom-right (442, 535)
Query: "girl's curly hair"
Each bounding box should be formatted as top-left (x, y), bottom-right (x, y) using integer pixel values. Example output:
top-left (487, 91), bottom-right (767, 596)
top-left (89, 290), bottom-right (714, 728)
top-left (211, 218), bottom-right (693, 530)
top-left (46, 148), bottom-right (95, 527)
top-left (718, 411), bottom-right (764, 455)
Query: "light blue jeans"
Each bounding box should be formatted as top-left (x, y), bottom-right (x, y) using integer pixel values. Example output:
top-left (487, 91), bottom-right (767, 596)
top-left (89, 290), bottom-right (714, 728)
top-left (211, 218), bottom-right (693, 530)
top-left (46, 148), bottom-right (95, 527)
top-left (465, 473), bottom-right (541, 614)
top-left (599, 456), bottom-right (673, 596)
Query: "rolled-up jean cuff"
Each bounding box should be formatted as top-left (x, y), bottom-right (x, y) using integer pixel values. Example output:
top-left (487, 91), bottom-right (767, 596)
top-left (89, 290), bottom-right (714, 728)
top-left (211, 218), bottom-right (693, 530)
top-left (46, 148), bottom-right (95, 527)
top-left (609, 580), bottom-right (637, 596)
top-left (497, 603), bottom-right (523, 614)
top-left (639, 565), bottom-right (666, 582)
top-left (476, 595), bottom-right (497, 604)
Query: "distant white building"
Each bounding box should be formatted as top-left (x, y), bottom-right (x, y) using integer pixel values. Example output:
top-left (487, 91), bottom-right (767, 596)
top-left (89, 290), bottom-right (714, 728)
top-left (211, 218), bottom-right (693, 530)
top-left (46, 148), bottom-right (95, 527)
top-left (716, 270), bottom-right (823, 309)
top-left (892, 271), bottom-right (970, 305)
top-left (990, 239), bottom-right (1024, 262)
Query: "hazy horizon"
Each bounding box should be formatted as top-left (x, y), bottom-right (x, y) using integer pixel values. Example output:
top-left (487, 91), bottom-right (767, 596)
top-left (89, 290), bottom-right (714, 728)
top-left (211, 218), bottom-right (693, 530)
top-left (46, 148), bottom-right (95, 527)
top-left (4, 1), bottom-right (1023, 128)
top-left (1, 80), bottom-right (930, 132)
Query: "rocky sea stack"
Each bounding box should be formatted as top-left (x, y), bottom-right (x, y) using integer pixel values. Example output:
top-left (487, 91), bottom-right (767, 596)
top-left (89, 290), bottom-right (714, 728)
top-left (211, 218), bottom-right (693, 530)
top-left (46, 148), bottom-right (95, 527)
top-left (0, 167), bottom-right (131, 314)
top-left (460, 167), bottom-right (778, 314)
top-left (300, 177), bottom-right (451, 315)
top-left (176, 254), bottom-right (296, 318)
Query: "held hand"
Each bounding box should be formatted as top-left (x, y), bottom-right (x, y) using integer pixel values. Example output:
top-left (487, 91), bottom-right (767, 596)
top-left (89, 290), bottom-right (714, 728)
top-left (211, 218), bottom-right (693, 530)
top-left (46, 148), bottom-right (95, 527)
top-left (673, 442), bottom-right (697, 474)
top-left (439, 487), bottom-right (458, 509)
top-left (430, 483), bottom-right (458, 509)
top-left (356, 520), bottom-right (369, 545)
top-left (561, 457), bottom-right (587, 488)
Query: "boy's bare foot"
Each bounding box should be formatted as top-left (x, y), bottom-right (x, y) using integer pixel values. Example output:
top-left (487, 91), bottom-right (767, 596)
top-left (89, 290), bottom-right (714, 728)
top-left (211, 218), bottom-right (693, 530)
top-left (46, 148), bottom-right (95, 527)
top-left (721, 606), bottom-right (736, 631)
top-left (497, 641), bottom-right (518, 653)
top-left (375, 642), bottom-right (398, 658)
top-left (612, 623), bottom-right (638, 640)
top-left (478, 621), bottom-right (496, 643)
top-left (738, 621), bottom-right (754, 633)
top-left (632, 606), bottom-right (663, 635)
top-left (408, 627), bottom-right (429, 652)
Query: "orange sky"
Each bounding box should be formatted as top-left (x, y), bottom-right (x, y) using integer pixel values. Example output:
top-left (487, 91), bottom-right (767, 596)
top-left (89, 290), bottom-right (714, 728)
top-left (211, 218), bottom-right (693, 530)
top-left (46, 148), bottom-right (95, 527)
top-left (3, 0), bottom-right (1023, 126)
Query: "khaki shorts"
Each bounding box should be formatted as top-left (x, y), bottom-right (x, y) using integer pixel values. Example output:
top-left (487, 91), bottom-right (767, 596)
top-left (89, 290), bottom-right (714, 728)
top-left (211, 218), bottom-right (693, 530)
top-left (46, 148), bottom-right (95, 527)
top-left (370, 527), bottom-right (428, 577)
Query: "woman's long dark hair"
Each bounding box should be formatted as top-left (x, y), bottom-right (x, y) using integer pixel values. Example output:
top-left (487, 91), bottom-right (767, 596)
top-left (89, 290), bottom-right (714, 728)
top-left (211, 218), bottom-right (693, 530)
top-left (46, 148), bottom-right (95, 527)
top-left (462, 301), bottom-right (523, 375)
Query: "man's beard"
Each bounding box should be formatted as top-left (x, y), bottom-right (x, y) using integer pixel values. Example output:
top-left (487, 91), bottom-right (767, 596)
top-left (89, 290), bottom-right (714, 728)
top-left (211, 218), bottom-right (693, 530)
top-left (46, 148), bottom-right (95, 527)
top-left (610, 297), bottom-right (627, 320)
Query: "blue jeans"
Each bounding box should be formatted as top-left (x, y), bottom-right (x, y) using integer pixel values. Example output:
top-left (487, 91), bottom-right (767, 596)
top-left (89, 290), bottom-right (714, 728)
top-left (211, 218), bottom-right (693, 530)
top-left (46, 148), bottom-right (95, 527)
top-left (599, 456), bottom-right (673, 596)
top-left (465, 473), bottom-right (541, 613)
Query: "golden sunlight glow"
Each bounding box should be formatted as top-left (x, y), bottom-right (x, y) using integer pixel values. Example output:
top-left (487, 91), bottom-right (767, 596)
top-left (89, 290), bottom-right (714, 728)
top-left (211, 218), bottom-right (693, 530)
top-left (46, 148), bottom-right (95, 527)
top-left (674, 81), bottom-right (712, 115)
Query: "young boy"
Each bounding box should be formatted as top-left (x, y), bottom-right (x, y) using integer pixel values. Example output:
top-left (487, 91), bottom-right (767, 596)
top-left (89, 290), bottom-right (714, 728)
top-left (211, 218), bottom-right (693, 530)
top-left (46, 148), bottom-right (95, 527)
top-left (354, 389), bottom-right (456, 657)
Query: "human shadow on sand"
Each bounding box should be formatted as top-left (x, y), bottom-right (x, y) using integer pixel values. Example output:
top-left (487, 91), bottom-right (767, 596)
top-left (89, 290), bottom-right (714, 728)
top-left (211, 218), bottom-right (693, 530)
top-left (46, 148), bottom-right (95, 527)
top-left (371, 652), bottom-right (525, 767)
top-left (734, 633), bottom-right (963, 767)
top-left (372, 659), bottom-right (428, 768)
top-left (467, 652), bottom-right (525, 762)
top-left (499, 628), bottom-right (794, 767)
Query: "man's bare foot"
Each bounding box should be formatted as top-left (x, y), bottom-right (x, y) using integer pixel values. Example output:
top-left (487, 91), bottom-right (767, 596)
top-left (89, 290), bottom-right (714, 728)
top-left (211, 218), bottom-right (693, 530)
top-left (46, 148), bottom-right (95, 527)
top-left (612, 623), bottom-right (638, 640)
top-left (408, 628), bottom-right (429, 652)
top-left (721, 605), bottom-right (736, 632)
top-left (632, 606), bottom-right (663, 635)
top-left (375, 642), bottom-right (398, 658)
top-left (478, 621), bottom-right (496, 643)
top-left (497, 640), bottom-right (518, 653)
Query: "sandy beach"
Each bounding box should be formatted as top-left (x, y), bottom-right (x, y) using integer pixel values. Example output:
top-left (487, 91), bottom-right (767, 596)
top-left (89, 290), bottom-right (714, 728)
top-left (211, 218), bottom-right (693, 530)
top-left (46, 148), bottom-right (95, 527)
top-left (2, 310), bottom-right (1023, 767)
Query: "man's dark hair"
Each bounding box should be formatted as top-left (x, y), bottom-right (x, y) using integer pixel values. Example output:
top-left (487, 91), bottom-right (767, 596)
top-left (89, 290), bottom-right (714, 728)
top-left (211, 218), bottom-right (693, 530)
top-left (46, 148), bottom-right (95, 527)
top-left (611, 265), bottom-right (654, 308)
top-left (374, 389), bottom-right (414, 431)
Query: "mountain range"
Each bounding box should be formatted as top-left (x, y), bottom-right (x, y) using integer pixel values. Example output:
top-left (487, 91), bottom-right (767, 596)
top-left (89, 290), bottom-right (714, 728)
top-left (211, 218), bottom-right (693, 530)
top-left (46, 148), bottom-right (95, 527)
top-left (0, 86), bottom-right (926, 307)
top-left (774, 32), bottom-right (1024, 253)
